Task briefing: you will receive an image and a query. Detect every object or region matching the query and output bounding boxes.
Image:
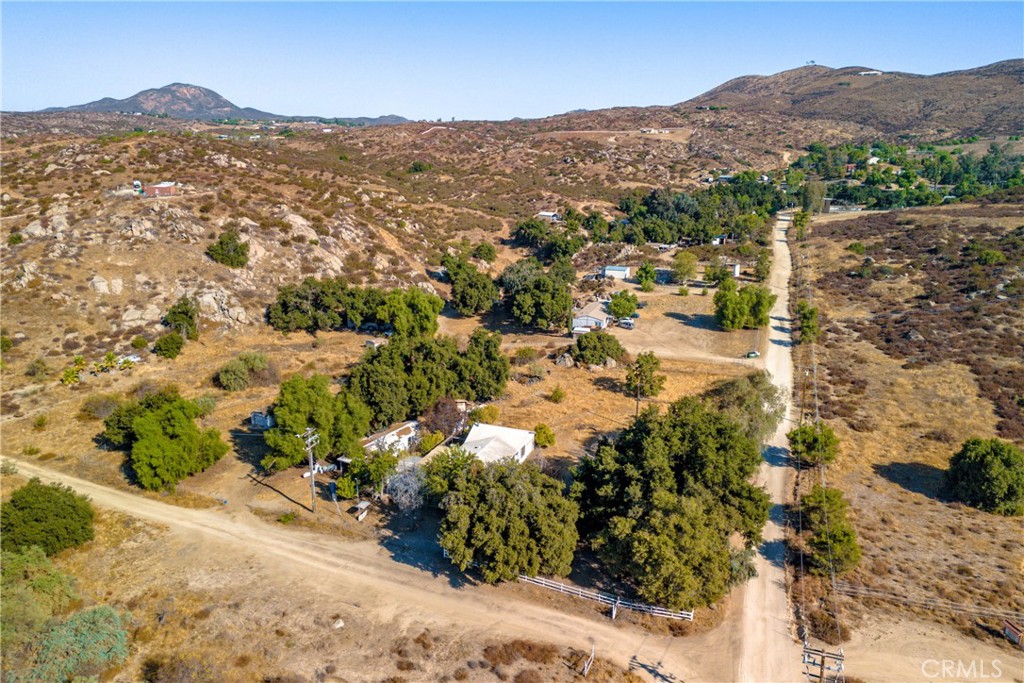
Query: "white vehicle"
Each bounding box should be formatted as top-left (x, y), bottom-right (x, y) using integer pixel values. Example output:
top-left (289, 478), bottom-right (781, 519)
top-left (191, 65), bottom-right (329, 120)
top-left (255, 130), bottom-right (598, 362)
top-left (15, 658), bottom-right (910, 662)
top-left (618, 318), bottom-right (635, 330)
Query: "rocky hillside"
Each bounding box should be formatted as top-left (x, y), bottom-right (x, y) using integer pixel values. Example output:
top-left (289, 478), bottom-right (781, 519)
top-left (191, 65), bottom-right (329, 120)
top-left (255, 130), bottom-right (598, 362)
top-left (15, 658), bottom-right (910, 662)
top-left (687, 60), bottom-right (1024, 136)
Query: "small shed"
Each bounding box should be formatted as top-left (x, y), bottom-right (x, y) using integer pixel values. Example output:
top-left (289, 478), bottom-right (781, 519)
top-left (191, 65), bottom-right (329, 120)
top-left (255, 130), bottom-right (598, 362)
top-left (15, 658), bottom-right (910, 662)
top-left (711, 234), bottom-right (727, 246)
top-left (142, 181), bottom-right (176, 197)
top-left (250, 411), bottom-right (276, 430)
top-left (1004, 621), bottom-right (1024, 650)
top-left (535, 211), bottom-right (562, 222)
top-left (730, 263), bottom-right (741, 278)
top-left (572, 301), bottom-right (611, 330)
top-left (365, 338), bottom-right (387, 350)
top-left (602, 265), bottom-right (631, 280)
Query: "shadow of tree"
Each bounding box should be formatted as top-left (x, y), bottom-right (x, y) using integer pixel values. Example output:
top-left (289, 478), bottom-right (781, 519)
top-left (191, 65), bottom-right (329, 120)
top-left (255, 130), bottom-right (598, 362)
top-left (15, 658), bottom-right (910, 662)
top-left (872, 461), bottom-right (947, 500)
top-left (665, 311), bottom-right (719, 331)
top-left (592, 376), bottom-right (624, 394)
top-left (230, 428), bottom-right (270, 472)
top-left (380, 509), bottom-right (473, 589)
top-left (762, 444), bottom-right (792, 468)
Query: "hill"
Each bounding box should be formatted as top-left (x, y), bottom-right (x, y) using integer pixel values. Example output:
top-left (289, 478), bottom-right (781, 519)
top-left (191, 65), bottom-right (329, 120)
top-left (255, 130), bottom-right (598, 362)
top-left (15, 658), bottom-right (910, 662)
top-left (37, 82), bottom-right (407, 125)
top-left (687, 60), bottom-right (1024, 136)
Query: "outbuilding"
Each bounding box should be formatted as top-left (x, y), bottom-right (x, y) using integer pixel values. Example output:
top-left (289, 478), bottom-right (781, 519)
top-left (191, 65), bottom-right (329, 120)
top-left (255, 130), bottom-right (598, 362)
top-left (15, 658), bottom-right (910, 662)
top-left (142, 181), bottom-right (176, 197)
top-left (602, 265), bottom-right (631, 280)
top-left (361, 421), bottom-right (420, 454)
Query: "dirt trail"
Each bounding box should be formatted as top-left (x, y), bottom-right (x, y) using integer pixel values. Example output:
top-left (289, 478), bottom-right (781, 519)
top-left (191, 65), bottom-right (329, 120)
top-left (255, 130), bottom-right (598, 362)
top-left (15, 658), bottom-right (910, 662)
top-left (11, 457), bottom-right (731, 682)
top-left (734, 213), bottom-right (803, 682)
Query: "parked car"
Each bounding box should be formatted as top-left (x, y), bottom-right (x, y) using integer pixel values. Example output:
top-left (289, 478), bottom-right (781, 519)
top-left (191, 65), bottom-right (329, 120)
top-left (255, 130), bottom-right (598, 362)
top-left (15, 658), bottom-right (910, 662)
top-left (618, 318), bottom-right (635, 330)
top-left (745, 350), bottom-right (760, 359)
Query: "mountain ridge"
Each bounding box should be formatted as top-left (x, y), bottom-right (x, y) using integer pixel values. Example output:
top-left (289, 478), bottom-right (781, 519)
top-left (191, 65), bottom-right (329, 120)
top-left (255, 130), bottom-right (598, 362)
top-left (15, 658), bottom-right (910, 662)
top-left (37, 82), bottom-right (408, 126)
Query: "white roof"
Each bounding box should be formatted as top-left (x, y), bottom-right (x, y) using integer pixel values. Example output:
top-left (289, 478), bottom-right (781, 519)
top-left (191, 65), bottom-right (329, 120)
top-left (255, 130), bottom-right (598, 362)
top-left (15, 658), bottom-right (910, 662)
top-left (604, 265), bottom-right (629, 272)
top-left (574, 301), bottom-right (608, 319)
top-left (463, 424), bottom-right (534, 464)
top-left (150, 181), bottom-right (176, 188)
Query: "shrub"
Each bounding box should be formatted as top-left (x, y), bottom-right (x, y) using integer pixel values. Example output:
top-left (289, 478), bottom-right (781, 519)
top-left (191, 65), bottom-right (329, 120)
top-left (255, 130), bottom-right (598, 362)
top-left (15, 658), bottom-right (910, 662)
top-left (513, 347), bottom-right (540, 366)
top-left (418, 431), bottom-right (445, 454)
top-left (569, 331), bottom-right (625, 365)
top-left (32, 415), bottom-right (47, 431)
top-left (534, 423), bottom-right (555, 448)
top-left (847, 242), bottom-right (866, 255)
top-left (0, 478), bottom-right (95, 555)
top-left (25, 358), bottom-right (50, 378)
top-left (945, 438), bottom-right (1024, 515)
top-left (28, 605), bottom-right (130, 682)
top-left (469, 405), bottom-right (499, 424)
top-left (153, 332), bottom-right (184, 359)
top-left (131, 335), bottom-right (149, 350)
top-left (800, 484), bottom-right (861, 575)
top-left (7, 232), bottom-right (24, 247)
top-left (787, 423), bottom-right (839, 466)
top-left (548, 386), bottom-right (566, 404)
top-left (471, 242), bottom-right (497, 262)
top-left (206, 230), bottom-right (250, 268)
top-left (0, 335), bottom-right (12, 353)
top-left (164, 296), bottom-right (199, 341)
top-left (78, 393), bottom-right (120, 421)
top-left (408, 160), bottom-right (432, 173)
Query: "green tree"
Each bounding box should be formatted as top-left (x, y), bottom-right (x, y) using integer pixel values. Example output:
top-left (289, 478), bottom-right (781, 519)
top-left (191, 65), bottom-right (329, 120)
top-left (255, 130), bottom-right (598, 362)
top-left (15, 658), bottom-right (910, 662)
top-left (607, 291), bottom-right (638, 319)
top-left (164, 296), bottom-right (199, 341)
top-left (625, 351), bottom-right (666, 399)
top-left (129, 400), bottom-right (229, 491)
top-left (636, 261), bottom-right (657, 291)
top-left (442, 254), bottom-right (499, 316)
top-left (206, 230), bottom-right (249, 268)
top-left (153, 332), bottom-right (184, 359)
top-left (703, 371), bottom-right (785, 445)
top-left (945, 438), bottom-right (1024, 515)
top-left (672, 251), bottom-right (698, 284)
top-left (262, 375), bottom-right (372, 471)
top-left (787, 423), bottom-right (840, 466)
top-left (440, 460), bottom-right (578, 583)
top-left (796, 301), bottom-right (821, 344)
top-left (801, 181), bottom-right (827, 214)
top-left (1, 479), bottom-right (94, 556)
top-left (377, 287), bottom-right (443, 338)
top-left (534, 423), bottom-right (555, 448)
top-left (800, 485), bottom-right (861, 575)
top-left (713, 278), bottom-right (745, 330)
top-left (792, 210), bottom-right (810, 240)
top-left (423, 445), bottom-right (475, 501)
top-left (754, 249), bottom-right (772, 281)
top-left (739, 285), bottom-right (776, 328)
top-left (471, 242), bottom-right (497, 262)
top-left (349, 449), bottom-right (399, 495)
top-left (499, 259), bottom-right (573, 330)
top-left (569, 331), bottom-right (625, 366)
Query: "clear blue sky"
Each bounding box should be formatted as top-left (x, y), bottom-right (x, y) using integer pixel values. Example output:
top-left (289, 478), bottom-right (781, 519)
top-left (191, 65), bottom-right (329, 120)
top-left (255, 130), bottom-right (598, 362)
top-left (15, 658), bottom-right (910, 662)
top-left (3, 2), bottom-right (1022, 120)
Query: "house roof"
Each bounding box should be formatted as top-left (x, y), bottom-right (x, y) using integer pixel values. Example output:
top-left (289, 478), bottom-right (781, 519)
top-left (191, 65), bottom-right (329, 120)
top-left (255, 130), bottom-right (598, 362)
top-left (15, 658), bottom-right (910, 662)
top-left (463, 424), bottom-right (534, 464)
top-left (148, 181), bottom-right (176, 188)
top-left (603, 265), bottom-right (629, 272)
top-left (574, 301), bottom-right (608, 320)
top-left (360, 420), bottom-right (418, 447)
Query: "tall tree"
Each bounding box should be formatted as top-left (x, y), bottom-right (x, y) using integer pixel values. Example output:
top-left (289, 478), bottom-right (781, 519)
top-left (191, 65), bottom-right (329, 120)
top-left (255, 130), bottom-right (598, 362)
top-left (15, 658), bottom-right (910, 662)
top-left (625, 351), bottom-right (667, 400)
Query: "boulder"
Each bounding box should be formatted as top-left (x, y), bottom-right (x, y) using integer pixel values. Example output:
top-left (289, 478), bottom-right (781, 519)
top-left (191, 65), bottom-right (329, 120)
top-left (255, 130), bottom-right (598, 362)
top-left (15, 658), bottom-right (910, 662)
top-left (21, 220), bottom-right (45, 238)
top-left (89, 275), bottom-right (109, 295)
top-left (555, 353), bottom-right (575, 368)
top-left (109, 277), bottom-right (124, 295)
top-left (604, 357), bottom-right (618, 369)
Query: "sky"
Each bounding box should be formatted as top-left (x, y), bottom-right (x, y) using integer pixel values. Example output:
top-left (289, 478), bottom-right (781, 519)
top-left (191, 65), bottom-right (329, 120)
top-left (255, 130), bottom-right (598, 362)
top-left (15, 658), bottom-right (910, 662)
top-left (2, 2), bottom-right (1022, 121)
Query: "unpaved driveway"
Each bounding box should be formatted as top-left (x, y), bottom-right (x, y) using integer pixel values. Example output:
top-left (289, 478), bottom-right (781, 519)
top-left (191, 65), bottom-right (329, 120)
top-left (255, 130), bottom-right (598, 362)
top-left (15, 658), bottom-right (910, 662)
top-left (734, 213), bottom-right (803, 682)
top-left (11, 457), bottom-right (733, 682)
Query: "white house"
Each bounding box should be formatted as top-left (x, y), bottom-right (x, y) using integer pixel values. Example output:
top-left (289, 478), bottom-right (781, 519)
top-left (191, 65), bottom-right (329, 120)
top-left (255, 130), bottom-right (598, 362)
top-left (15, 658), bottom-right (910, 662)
top-left (867, 156), bottom-right (881, 165)
top-left (360, 421), bottom-right (420, 454)
top-left (462, 424), bottom-right (535, 464)
top-left (572, 301), bottom-right (611, 330)
top-left (535, 211), bottom-right (562, 222)
top-left (602, 265), bottom-right (631, 280)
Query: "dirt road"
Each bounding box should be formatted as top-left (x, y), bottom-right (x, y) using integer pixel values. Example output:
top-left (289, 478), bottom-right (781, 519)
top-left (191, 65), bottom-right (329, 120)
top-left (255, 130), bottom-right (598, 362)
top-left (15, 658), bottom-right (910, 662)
top-left (11, 457), bottom-right (730, 682)
top-left (734, 213), bottom-right (803, 682)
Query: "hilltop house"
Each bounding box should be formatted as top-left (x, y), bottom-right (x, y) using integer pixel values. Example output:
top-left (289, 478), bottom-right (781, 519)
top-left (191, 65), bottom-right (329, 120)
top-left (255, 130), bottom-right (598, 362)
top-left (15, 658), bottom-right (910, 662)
top-left (142, 181), bottom-right (176, 197)
top-left (535, 211), bottom-right (562, 222)
top-left (462, 424), bottom-right (535, 464)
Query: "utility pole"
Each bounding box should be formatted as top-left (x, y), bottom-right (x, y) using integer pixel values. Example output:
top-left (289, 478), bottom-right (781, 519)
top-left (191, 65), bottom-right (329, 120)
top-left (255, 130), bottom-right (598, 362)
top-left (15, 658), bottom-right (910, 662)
top-left (298, 428), bottom-right (320, 513)
top-left (802, 642), bottom-right (845, 683)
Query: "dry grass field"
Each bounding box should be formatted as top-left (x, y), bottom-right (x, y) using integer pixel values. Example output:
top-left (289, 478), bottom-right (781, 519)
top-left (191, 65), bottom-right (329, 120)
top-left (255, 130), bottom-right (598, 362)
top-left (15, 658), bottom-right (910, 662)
top-left (799, 200), bottom-right (1024, 642)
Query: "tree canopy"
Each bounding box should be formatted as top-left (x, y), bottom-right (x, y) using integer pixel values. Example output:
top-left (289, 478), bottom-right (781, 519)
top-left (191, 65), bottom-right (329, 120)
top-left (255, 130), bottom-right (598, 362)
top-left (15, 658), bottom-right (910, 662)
top-left (799, 484), bottom-right (861, 576)
top-left (164, 296), bottom-right (199, 341)
top-left (442, 254), bottom-right (499, 316)
top-left (349, 330), bottom-right (509, 431)
top-left (497, 258), bottom-right (573, 330)
top-left (440, 460), bottom-right (579, 583)
top-left (1, 479), bottom-right (94, 556)
top-left (608, 290), bottom-right (638, 319)
top-left (787, 423), bottom-right (839, 467)
top-left (569, 330), bottom-right (625, 366)
top-left (267, 279), bottom-right (442, 338)
top-left (572, 397), bottom-right (770, 608)
top-left (945, 438), bottom-right (1024, 515)
top-left (206, 230), bottom-right (250, 268)
top-left (262, 374), bottom-right (372, 471)
top-left (713, 278), bottom-right (777, 330)
top-left (625, 351), bottom-right (666, 399)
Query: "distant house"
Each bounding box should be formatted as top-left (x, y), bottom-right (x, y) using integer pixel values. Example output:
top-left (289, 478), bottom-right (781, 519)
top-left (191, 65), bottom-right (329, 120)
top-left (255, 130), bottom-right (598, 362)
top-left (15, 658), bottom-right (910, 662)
top-left (462, 424), bottom-right (535, 464)
top-left (361, 421), bottom-right (420, 454)
top-left (572, 301), bottom-right (611, 330)
top-left (867, 156), bottom-right (881, 165)
top-left (857, 70), bottom-right (883, 76)
top-left (715, 175), bottom-right (733, 184)
top-left (250, 410), bottom-right (276, 431)
top-left (142, 181), bottom-right (176, 197)
top-left (365, 338), bottom-right (387, 350)
top-left (602, 265), bottom-right (631, 280)
top-left (535, 211), bottom-right (562, 222)
top-left (711, 234), bottom-right (728, 246)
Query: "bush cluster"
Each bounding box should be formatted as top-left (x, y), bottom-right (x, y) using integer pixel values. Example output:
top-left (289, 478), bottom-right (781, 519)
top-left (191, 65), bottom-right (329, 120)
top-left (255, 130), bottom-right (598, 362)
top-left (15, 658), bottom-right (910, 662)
top-left (1, 479), bottom-right (94, 556)
top-left (569, 330), bottom-right (625, 366)
top-left (214, 352), bottom-right (270, 391)
top-left (206, 229), bottom-right (249, 268)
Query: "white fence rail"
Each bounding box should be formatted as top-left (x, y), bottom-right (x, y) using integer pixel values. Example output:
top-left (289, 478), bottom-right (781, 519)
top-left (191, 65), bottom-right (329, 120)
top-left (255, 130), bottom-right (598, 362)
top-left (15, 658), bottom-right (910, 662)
top-left (517, 574), bottom-right (694, 621)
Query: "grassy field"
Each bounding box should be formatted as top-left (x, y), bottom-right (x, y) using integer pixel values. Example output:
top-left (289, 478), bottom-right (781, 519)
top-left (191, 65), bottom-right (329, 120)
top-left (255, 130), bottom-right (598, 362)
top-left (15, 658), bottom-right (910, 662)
top-left (799, 200), bottom-right (1024, 641)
